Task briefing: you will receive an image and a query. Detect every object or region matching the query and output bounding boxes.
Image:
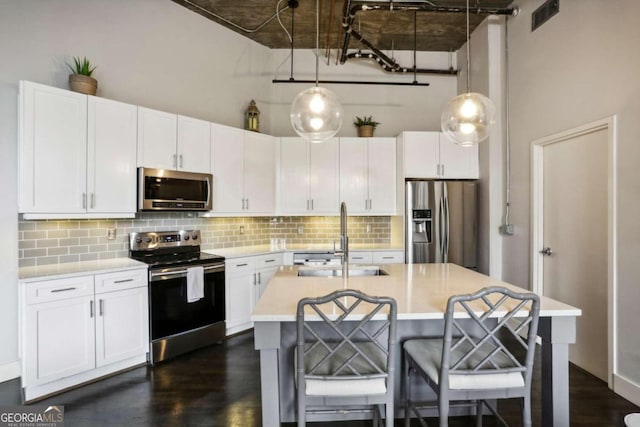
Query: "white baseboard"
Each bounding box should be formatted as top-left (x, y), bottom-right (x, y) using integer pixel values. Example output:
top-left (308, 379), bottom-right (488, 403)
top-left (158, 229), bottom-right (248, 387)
top-left (0, 360), bottom-right (20, 383)
top-left (614, 373), bottom-right (640, 406)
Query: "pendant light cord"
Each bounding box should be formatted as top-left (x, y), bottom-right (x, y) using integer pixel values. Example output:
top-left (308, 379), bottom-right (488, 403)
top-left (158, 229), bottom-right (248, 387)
top-left (466, 0), bottom-right (471, 92)
top-left (315, 0), bottom-right (320, 87)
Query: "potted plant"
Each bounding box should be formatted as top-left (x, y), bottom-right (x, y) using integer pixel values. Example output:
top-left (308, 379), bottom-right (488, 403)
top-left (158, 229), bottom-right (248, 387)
top-left (67, 56), bottom-right (97, 95)
top-left (353, 116), bottom-right (380, 137)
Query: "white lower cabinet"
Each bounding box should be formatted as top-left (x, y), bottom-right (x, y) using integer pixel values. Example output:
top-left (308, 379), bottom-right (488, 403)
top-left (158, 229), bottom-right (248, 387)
top-left (21, 268), bottom-right (149, 402)
top-left (225, 253), bottom-right (282, 335)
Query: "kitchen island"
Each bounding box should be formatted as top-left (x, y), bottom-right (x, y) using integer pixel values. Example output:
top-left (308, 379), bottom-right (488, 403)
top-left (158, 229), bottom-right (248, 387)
top-left (251, 263), bottom-right (581, 426)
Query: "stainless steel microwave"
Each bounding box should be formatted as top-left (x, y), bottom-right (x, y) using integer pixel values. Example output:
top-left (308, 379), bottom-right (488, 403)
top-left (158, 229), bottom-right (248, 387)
top-left (138, 168), bottom-right (212, 211)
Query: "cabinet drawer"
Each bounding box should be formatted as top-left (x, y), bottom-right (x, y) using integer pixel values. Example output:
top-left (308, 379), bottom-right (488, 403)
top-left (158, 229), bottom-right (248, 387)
top-left (255, 253), bottom-right (283, 268)
top-left (95, 269), bottom-right (147, 294)
top-left (373, 251), bottom-right (404, 264)
top-left (226, 257), bottom-right (255, 275)
top-left (25, 275), bottom-right (94, 305)
top-left (349, 251), bottom-right (373, 264)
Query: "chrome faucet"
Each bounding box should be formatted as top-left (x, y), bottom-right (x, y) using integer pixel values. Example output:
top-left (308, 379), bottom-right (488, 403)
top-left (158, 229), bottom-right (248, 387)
top-left (334, 202), bottom-right (349, 278)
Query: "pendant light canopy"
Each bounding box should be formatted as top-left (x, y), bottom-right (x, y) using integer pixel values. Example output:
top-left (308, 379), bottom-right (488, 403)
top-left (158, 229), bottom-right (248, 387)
top-left (290, 0), bottom-right (343, 143)
top-left (440, 0), bottom-right (496, 146)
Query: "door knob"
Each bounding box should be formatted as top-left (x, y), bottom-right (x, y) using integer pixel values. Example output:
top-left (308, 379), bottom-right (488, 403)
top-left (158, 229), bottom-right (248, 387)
top-left (540, 247), bottom-right (553, 256)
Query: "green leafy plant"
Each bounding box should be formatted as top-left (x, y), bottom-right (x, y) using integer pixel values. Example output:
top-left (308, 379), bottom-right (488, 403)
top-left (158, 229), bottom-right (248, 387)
top-left (353, 115), bottom-right (380, 128)
top-left (67, 56), bottom-right (96, 77)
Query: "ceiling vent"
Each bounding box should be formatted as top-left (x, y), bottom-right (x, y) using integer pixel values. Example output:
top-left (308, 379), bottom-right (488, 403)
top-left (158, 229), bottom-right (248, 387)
top-left (532, 0), bottom-right (559, 31)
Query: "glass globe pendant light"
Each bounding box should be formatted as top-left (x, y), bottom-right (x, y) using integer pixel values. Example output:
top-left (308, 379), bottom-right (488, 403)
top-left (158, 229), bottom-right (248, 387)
top-left (441, 0), bottom-right (496, 146)
top-left (290, 0), bottom-right (343, 143)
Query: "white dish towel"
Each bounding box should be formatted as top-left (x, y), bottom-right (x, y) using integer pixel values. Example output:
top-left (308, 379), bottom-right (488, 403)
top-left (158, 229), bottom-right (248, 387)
top-left (186, 266), bottom-right (204, 303)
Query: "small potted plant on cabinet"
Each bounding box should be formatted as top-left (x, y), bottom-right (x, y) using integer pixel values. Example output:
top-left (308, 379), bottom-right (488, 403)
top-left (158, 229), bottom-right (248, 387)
top-left (353, 116), bottom-right (380, 137)
top-left (67, 56), bottom-right (98, 95)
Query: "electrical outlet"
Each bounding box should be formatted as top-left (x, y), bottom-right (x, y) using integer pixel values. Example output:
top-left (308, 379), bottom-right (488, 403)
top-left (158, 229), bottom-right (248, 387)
top-left (499, 224), bottom-right (515, 235)
top-left (297, 226), bottom-right (304, 234)
top-left (239, 226), bottom-right (245, 235)
top-left (107, 229), bottom-right (116, 240)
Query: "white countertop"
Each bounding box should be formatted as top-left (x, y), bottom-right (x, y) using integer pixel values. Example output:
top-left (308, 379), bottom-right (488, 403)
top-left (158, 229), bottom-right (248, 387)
top-left (251, 263), bottom-right (581, 322)
top-left (19, 258), bottom-right (147, 282)
top-left (203, 243), bottom-right (404, 259)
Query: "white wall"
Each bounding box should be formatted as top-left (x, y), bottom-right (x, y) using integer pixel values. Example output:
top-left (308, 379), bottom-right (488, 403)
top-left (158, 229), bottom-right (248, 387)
top-left (0, 0), bottom-right (272, 131)
top-left (505, 0), bottom-right (640, 398)
top-left (0, 0), bottom-right (272, 381)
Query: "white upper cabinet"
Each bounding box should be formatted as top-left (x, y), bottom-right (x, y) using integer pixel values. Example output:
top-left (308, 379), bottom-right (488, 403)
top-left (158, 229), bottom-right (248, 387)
top-left (137, 107), bottom-right (177, 170)
top-left (176, 115), bottom-right (211, 174)
top-left (399, 131), bottom-right (478, 179)
top-left (339, 137), bottom-right (396, 215)
top-left (137, 108), bottom-right (210, 173)
top-left (210, 124), bottom-right (276, 215)
top-left (87, 96), bottom-right (137, 215)
top-left (19, 81), bottom-right (137, 219)
top-left (279, 137), bottom-right (339, 215)
top-left (19, 81), bottom-right (88, 215)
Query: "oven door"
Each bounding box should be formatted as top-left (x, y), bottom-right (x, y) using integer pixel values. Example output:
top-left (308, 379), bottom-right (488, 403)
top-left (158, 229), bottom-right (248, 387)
top-left (149, 262), bottom-right (225, 342)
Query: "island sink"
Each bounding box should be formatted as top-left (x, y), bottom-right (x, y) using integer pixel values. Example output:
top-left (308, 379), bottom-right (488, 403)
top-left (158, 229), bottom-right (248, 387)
top-left (297, 266), bottom-right (389, 277)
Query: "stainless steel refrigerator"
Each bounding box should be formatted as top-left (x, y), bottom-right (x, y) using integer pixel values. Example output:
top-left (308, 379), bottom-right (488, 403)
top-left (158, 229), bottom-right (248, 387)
top-left (405, 180), bottom-right (477, 268)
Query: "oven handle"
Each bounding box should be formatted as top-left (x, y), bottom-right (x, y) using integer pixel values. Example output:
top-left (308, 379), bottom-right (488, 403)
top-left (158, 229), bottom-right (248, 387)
top-left (149, 263), bottom-right (225, 282)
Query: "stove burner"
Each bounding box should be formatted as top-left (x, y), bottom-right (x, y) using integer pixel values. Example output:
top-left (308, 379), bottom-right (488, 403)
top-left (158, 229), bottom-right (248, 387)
top-left (129, 230), bottom-right (224, 268)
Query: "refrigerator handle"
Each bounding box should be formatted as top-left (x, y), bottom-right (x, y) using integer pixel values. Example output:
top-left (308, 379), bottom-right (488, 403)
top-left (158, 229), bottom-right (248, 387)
top-left (439, 194), bottom-right (446, 261)
top-left (444, 188), bottom-right (450, 262)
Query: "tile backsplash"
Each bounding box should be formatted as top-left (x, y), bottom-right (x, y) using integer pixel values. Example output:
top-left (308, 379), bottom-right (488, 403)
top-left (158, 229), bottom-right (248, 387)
top-left (18, 213), bottom-right (391, 267)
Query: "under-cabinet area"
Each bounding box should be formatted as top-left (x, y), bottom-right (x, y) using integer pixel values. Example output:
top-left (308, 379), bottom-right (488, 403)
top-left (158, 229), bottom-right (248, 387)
top-left (19, 264), bottom-right (149, 402)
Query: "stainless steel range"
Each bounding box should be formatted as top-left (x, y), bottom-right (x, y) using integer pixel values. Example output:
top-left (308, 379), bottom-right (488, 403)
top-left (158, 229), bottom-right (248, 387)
top-left (129, 230), bottom-right (225, 364)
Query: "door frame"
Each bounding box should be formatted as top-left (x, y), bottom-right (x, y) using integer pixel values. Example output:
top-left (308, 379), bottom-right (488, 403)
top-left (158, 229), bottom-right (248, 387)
top-left (531, 116), bottom-right (617, 388)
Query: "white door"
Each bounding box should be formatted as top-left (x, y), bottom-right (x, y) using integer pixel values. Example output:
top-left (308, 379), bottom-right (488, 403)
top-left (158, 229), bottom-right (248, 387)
top-left (177, 115), bottom-right (211, 173)
top-left (402, 131), bottom-right (439, 178)
top-left (255, 266), bottom-right (278, 303)
top-left (244, 132), bottom-right (276, 214)
top-left (95, 287), bottom-right (149, 367)
top-left (439, 133), bottom-right (479, 179)
top-left (210, 123), bottom-right (244, 213)
top-left (367, 138), bottom-right (396, 214)
top-left (87, 96), bottom-right (137, 214)
top-left (137, 107), bottom-right (177, 170)
top-left (339, 137), bottom-right (368, 214)
top-left (279, 137), bottom-right (309, 214)
top-left (19, 81), bottom-right (87, 213)
top-left (310, 138), bottom-right (339, 214)
top-left (538, 126), bottom-right (609, 382)
top-left (25, 295), bottom-right (95, 385)
top-left (226, 272), bottom-right (253, 334)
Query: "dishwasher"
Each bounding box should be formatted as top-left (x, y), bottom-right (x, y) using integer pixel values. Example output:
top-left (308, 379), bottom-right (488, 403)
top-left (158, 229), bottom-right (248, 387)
top-left (292, 251), bottom-right (342, 266)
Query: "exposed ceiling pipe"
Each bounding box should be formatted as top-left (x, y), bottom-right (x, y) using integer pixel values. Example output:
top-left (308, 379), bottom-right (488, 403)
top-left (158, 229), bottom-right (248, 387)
top-left (339, 1), bottom-right (518, 71)
top-left (346, 51), bottom-right (456, 75)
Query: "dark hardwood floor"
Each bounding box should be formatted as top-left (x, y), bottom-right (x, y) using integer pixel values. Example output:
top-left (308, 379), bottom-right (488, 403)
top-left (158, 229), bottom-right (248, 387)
top-left (0, 331), bottom-right (637, 426)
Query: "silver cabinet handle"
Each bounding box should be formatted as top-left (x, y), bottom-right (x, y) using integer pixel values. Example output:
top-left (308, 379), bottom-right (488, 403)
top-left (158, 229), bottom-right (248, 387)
top-left (246, 198), bottom-right (249, 210)
top-left (114, 278), bottom-right (134, 284)
top-left (253, 273), bottom-right (257, 285)
top-left (258, 272), bottom-right (261, 284)
top-left (99, 299), bottom-right (104, 316)
top-left (91, 193), bottom-right (95, 209)
top-left (90, 300), bottom-right (94, 318)
top-left (51, 287), bottom-right (76, 293)
top-left (82, 193), bottom-right (86, 209)
top-left (441, 164), bottom-right (445, 177)
top-left (173, 154), bottom-right (177, 168)
top-left (382, 256), bottom-right (394, 259)
top-left (307, 200), bottom-right (309, 211)
top-left (179, 154), bottom-right (183, 168)
top-left (311, 199), bottom-right (314, 210)
top-left (264, 259), bottom-right (276, 263)
top-left (241, 198), bottom-right (245, 210)
top-left (236, 263), bottom-right (248, 267)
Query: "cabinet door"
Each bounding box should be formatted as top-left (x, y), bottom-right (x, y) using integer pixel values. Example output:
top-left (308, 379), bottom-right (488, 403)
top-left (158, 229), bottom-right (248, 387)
top-left (255, 266), bottom-right (278, 303)
top-left (402, 131), bottom-right (440, 178)
top-left (339, 138), bottom-right (368, 214)
top-left (279, 137), bottom-right (309, 214)
top-left (137, 107), bottom-right (177, 170)
top-left (309, 138), bottom-right (339, 214)
top-left (244, 132), bottom-right (276, 214)
top-left (225, 272), bottom-right (254, 334)
top-left (19, 81), bottom-right (87, 213)
top-left (24, 295), bottom-right (95, 385)
top-left (439, 133), bottom-right (479, 179)
top-left (211, 123), bottom-right (245, 213)
top-left (177, 115), bottom-right (211, 174)
top-left (95, 287), bottom-right (149, 367)
top-left (87, 96), bottom-right (137, 214)
top-left (367, 138), bottom-right (396, 214)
